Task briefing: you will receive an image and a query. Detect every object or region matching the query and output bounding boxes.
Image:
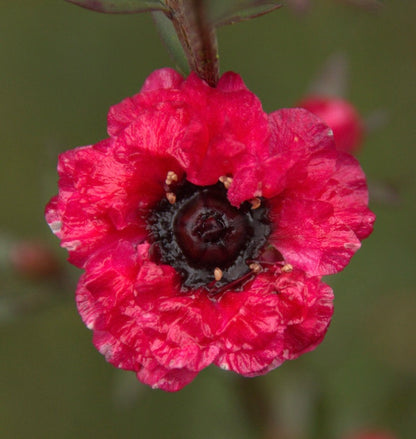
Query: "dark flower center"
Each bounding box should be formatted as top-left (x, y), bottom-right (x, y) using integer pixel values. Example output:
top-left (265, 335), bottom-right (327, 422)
top-left (148, 180), bottom-right (270, 291)
top-left (174, 188), bottom-right (249, 268)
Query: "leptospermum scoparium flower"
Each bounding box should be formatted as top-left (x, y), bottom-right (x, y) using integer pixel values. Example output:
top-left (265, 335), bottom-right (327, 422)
top-left (46, 69), bottom-right (375, 391)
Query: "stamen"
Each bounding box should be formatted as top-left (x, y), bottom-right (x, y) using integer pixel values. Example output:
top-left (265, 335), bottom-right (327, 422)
top-left (249, 262), bottom-right (262, 273)
top-left (247, 259), bottom-right (276, 267)
top-left (214, 267), bottom-right (223, 281)
top-left (166, 192), bottom-right (176, 204)
top-left (165, 171), bottom-right (178, 186)
top-left (250, 197), bottom-right (261, 210)
top-left (209, 270), bottom-right (256, 295)
top-left (281, 263), bottom-right (293, 273)
top-left (219, 175), bottom-right (233, 189)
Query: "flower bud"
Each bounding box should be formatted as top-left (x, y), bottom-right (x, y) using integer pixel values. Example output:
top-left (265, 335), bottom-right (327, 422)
top-left (10, 241), bottom-right (61, 279)
top-left (343, 430), bottom-right (397, 439)
top-left (298, 96), bottom-right (364, 154)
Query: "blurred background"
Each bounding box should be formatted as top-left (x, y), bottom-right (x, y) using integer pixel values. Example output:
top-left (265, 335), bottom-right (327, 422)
top-left (0, 1), bottom-right (415, 438)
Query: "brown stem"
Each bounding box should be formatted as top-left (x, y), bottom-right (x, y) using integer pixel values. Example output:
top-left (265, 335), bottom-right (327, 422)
top-left (235, 377), bottom-right (273, 437)
top-left (165, 0), bottom-right (219, 87)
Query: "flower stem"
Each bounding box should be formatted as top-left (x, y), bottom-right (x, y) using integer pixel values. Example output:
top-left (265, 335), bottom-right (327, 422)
top-left (235, 377), bottom-right (273, 437)
top-left (165, 0), bottom-right (219, 87)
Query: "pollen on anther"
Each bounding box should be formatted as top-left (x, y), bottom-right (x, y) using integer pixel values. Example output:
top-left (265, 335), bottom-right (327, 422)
top-left (249, 263), bottom-right (262, 273)
top-left (219, 175), bottom-right (233, 189)
top-left (250, 197), bottom-right (261, 210)
top-left (281, 263), bottom-right (293, 273)
top-left (166, 192), bottom-right (176, 204)
top-left (214, 267), bottom-right (223, 281)
top-left (165, 171), bottom-right (178, 186)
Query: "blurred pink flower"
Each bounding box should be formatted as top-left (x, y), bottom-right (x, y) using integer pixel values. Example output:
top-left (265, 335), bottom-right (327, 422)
top-left (298, 95), bottom-right (364, 154)
top-left (10, 240), bottom-right (61, 279)
top-left (343, 430), bottom-right (397, 439)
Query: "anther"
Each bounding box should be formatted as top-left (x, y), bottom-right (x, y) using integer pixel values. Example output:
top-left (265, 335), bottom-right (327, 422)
top-left (165, 171), bottom-right (178, 186)
top-left (219, 175), bottom-right (233, 189)
top-left (281, 263), bottom-right (293, 273)
top-left (250, 197), bottom-right (261, 210)
top-left (166, 192), bottom-right (176, 204)
top-left (214, 267), bottom-right (223, 281)
top-left (249, 262), bottom-right (262, 273)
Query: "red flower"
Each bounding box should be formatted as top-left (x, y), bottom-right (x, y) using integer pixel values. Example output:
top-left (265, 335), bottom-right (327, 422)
top-left (298, 95), bottom-right (364, 154)
top-left (46, 69), bottom-right (374, 391)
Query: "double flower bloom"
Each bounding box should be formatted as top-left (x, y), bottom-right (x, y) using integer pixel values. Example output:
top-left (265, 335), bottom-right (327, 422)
top-left (46, 68), bottom-right (375, 391)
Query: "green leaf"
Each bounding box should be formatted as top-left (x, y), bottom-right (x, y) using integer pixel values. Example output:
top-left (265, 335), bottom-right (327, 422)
top-left (152, 11), bottom-right (190, 75)
top-left (207, 0), bottom-right (282, 27)
top-left (65, 0), bottom-right (167, 14)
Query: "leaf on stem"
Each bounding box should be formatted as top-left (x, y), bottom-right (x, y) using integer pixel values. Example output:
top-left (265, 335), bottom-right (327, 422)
top-left (65, 0), bottom-right (168, 14)
top-left (207, 0), bottom-right (282, 27)
top-left (152, 11), bottom-right (190, 75)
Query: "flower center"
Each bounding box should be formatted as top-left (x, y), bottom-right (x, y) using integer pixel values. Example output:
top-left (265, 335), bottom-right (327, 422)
top-left (148, 180), bottom-right (270, 291)
top-left (174, 188), bottom-right (249, 269)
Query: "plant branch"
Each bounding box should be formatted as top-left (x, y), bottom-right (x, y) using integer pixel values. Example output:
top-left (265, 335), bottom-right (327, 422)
top-left (165, 0), bottom-right (219, 87)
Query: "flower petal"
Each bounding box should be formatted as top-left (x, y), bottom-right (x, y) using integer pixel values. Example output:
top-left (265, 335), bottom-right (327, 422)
top-left (46, 139), bottom-right (182, 267)
top-left (214, 269), bottom-right (333, 375)
top-left (140, 67), bottom-right (184, 93)
top-left (107, 68), bottom-right (184, 137)
top-left (269, 197), bottom-right (362, 275)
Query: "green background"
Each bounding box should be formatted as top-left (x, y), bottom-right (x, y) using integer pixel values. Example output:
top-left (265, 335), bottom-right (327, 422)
top-left (1, 1), bottom-right (415, 438)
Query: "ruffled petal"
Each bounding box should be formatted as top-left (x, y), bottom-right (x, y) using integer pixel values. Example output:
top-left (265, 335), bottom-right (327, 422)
top-left (234, 108), bottom-right (375, 275)
top-left (76, 236), bottom-right (333, 389)
top-left (107, 68), bottom-right (184, 137)
top-left (181, 73), bottom-right (269, 186)
top-left (268, 108), bottom-right (335, 156)
top-left (228, 108), bottom-right (335, 205)
top-left (140, 67), bottom-right (184, 93)
top-left (46, 138), bottom-right (182, 267)
top-left (269, 197), bottom-right (362, 275)
top-left (318, 152), bottom-right (375, 240)
top-left (216, 71), bottom-right (250, 92)
top-left (214, 269), bottom-right (333, 375)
